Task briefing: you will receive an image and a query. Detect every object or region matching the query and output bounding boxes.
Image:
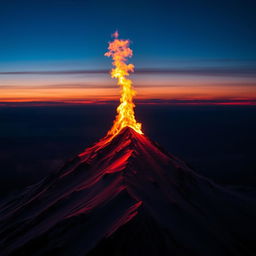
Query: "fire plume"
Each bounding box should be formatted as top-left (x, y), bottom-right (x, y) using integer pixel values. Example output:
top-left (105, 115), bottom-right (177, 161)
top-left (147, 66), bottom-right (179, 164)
top-left (105, 31), bottom-right (143, 136)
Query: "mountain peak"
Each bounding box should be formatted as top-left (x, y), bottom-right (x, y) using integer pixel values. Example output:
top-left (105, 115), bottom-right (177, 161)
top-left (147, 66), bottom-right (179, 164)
top-left (116, 126), bottom-right (143, 137)
top-left (106, 126), bottom-right (145, 147)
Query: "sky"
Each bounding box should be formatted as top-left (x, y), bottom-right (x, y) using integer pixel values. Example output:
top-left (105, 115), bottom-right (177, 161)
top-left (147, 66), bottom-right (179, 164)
top-left (0, 0), bottom-right (256, 104)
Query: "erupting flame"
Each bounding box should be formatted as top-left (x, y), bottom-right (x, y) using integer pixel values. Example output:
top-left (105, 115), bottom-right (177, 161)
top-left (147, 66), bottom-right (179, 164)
top-left (105, 31), bottom-right (143, 136)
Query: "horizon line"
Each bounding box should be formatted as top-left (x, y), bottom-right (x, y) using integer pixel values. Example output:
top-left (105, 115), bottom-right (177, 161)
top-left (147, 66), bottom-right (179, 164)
top-left (1, 99), bottom-right (255, 107)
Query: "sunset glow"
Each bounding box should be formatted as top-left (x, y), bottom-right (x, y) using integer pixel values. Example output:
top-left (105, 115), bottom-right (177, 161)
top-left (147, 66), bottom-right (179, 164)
top-left (0, 59), bottom-right (256, 106)
top-left (0, 81), bottom-right (255, 105)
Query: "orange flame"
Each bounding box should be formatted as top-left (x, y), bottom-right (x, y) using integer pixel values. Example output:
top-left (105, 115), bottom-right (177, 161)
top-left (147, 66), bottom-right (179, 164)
top-left (105, 31), bottom-right (143, 136)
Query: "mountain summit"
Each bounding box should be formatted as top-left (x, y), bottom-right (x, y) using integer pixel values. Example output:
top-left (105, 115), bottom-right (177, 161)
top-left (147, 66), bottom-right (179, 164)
top-left (0, 127), bottom-right (256, 255)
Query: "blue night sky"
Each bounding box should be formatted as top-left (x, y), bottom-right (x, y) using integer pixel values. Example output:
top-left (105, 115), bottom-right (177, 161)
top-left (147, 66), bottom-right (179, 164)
top-left (1, 0), bottom-right (256, 65)
top-left (0, 0), bottom-right (256, 104)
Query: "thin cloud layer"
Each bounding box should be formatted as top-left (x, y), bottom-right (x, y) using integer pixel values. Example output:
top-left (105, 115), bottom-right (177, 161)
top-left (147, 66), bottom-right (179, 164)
top-left (1, 67), bottom-right (256, 77)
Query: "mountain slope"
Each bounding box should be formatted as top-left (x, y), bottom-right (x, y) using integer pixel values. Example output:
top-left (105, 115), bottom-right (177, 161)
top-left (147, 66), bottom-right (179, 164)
top-left (0, 127), bottom-right (256, 256)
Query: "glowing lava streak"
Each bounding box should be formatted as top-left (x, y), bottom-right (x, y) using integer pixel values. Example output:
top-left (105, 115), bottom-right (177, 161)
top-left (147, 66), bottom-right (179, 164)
top-left (105, 31), bottom-right (143, 136)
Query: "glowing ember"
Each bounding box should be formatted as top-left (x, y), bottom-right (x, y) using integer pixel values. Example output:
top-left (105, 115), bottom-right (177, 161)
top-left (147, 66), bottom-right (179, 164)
top-left (105, 31), bottom-right (143, 136)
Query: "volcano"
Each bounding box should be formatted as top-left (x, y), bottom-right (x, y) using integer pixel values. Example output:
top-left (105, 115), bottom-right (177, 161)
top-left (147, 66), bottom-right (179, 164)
top-left (1, 33), bottom-right (256, 255)
top-left (0, 127), bottom-right (256, 256)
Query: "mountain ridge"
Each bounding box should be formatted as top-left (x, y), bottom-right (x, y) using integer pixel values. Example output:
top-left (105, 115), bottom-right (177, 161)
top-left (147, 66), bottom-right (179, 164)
top-left (0, 127), bottom-right (256, 256)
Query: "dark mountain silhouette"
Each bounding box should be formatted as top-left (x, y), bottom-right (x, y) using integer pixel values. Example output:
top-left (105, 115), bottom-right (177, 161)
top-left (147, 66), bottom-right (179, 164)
top-left (0, 127), bottom-right (256, 255)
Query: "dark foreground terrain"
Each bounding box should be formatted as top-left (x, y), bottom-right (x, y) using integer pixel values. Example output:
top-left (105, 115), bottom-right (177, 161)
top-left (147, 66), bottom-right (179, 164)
top-left (1, 127), bottom-right (256, 256)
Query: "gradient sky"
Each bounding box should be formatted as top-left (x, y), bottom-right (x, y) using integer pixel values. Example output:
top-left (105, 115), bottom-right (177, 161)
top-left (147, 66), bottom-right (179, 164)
top-left (1, 0), bottom-right (256, 104)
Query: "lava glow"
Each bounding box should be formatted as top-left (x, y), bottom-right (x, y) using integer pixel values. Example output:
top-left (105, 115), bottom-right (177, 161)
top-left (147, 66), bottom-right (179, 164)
top-left (105, 31), bottom-right (143, 136)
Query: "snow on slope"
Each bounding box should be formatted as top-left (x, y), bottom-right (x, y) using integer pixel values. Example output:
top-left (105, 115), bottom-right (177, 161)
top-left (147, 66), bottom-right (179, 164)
top-left (0, 127), bottom-right (256, 256)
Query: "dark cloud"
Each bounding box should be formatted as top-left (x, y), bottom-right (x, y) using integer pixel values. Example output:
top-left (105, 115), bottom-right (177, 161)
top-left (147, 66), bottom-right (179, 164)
top-left (0, 83), bottom-right (116, 89)
top-left (0, 70), bottom-right (108, 75)
top-left (1, 67), bottom-right (256, 77)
